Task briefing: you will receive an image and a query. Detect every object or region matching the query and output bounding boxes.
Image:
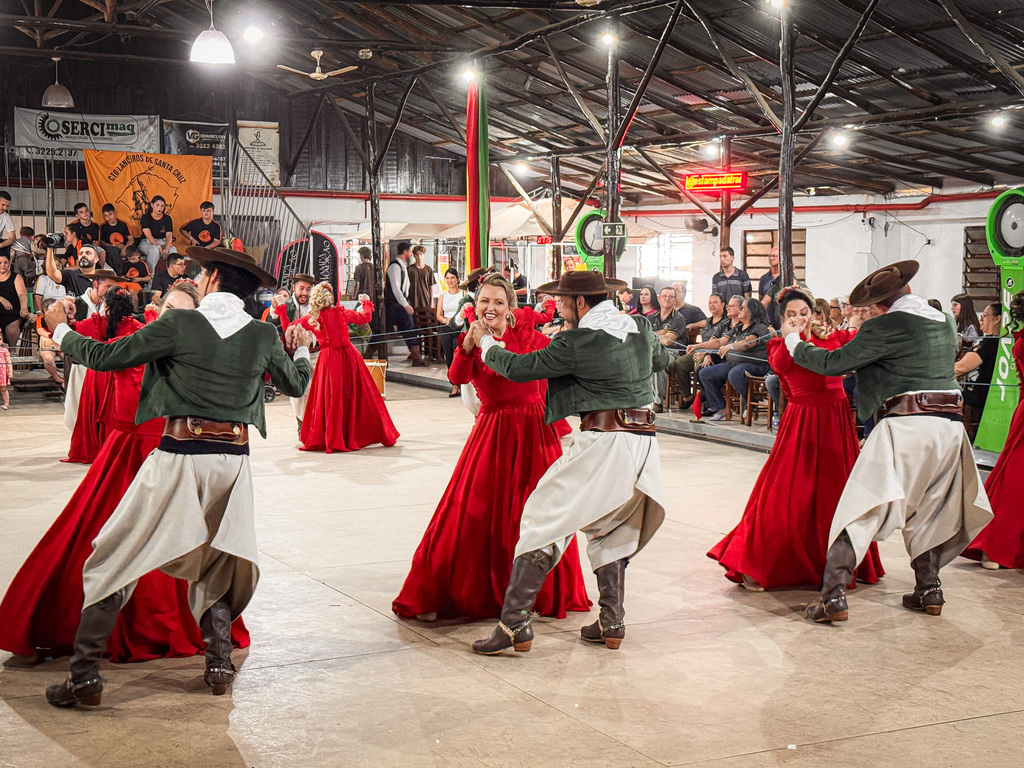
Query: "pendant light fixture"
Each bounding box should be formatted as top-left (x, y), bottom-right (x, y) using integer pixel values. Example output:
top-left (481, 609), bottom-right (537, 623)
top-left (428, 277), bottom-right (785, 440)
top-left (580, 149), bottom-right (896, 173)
top-left (41, 57), bottom-right (75, 109)
top-left (190, 0), bottom-right (235, 65)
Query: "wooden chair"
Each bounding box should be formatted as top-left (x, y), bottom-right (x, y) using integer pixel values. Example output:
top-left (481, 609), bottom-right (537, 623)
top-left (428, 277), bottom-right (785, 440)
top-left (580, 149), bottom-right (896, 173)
top-left (744, 372), bottom-right (774, 429)
top-left (666, 367), bottom-right (683, 412)
top-left (723, 381), bottom-right (739, 421)
top-left (414, 307), bottom-right (442, 363)
top-left (963, 403), bottom-right (982, 442)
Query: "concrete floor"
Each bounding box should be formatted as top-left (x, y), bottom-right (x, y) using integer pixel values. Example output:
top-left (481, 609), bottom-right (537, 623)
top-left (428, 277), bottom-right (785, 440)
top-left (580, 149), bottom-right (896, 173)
top-left (1, 383), bottom-right (1022, 767)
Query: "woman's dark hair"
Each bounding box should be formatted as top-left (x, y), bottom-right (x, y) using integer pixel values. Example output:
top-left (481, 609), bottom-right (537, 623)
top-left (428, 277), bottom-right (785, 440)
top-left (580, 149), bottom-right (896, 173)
top-left (951, 292), bottom-right (980, 334)
top-left (639, 284), bottom-right (660, 312)
top-left (985, 301), bottom-right (1001, 320)
top-left (445, 267), bottom-right (460, 279)
top-left (777, 286), bottom-right (815, 313)
top-left (204, 261), bottom-right (261, 300)
top-left (742, 296), bottom-right (770, 327)
top-left (147, 195), bottom-right (166, 214)
top-left (104, 287), bottom-right (136, 340)
top-left (1009, 291), bottom-right (1024, 328)
top-left (927, 298), bottom-right (943, 312)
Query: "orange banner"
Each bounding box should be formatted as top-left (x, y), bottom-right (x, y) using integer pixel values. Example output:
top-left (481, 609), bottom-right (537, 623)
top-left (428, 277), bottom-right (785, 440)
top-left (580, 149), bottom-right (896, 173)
top-left (83, 149), bottom-right (213, 238)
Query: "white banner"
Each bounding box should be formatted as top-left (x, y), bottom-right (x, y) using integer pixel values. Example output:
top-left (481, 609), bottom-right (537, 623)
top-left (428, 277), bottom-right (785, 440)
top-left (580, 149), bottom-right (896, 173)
top-left (14, 108), bottom-right (160, 156)
top-left (236, 120), bottom-right (280, 186)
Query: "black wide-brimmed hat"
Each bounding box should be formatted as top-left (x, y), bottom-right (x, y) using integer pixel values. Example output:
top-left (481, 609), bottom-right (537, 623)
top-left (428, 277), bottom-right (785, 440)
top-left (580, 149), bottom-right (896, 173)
top-left (459, 266), bottom-right (494, 290)
top-left (849, 260), bottom-right (920, 307)
top-left (289, 273), bottom-right (316, 285)
top-left (536, 269), bottom-right (628, 296)
top-left (187, 245), bottom-right (277, 288)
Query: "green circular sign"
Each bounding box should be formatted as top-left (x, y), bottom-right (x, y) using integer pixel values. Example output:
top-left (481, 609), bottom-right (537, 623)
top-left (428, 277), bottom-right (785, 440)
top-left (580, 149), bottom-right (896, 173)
top-left (574, 209), bottom-right (625, 271)
top-left (986, 187), bottom-right (1024, 265)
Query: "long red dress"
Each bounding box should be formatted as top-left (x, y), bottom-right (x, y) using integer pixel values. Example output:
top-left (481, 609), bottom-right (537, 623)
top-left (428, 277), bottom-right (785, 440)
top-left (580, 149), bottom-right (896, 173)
top-left (707, 332), bottom-right (885, 590)
top-left (0, 317), bottom-right (250, 661)
top-left (963, 330), bottom-right (1024, 568)
top-left (392, 323), bottom-right (591, 620)
top-left (62, 314), bottom-right (116, 464)
top-left (299, 301), bottom-right (399, 453)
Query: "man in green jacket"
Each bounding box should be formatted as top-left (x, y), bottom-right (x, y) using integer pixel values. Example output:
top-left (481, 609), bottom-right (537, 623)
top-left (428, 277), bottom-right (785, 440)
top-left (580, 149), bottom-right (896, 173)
top-left (42, 245), bottom-right (313, 709)
top-left (469, 270), bottom-right (670, 655)
top-left (782, 260), bottom-right (992, 624)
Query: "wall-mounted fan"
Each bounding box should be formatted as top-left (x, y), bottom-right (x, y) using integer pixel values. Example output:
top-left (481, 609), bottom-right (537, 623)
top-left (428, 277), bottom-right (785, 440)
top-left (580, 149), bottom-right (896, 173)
top-left (276, 50), bottom-right (357, 81)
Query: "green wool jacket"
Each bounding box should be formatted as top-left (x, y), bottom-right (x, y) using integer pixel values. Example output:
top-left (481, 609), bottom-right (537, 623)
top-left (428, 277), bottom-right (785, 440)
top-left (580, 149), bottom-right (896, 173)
top-left (484, 315), bottom-right (671, 423)
top-left (60, 310), bottom-right (311, 438)
top-left (792, 310), bottom-right (958, 421)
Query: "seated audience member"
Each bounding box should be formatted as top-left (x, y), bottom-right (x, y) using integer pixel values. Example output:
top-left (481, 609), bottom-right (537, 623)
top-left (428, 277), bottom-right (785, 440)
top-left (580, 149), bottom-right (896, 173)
top-left (45, 241), bottom-right (98, 297)
top-left (698, 297), bottom-right (773, 421)
top-left (630, 284), bottom-right (659, 316)
top-left (67, 202), bottom-right (100, 253)
top-left (672, 293), bottom-right (729, 409)
top-left (951, 292), bottom-right (981, 342)
top-left (650, 286), bottom-right (690, 413)
top-left (838, 295), bottom-right (853, 329)
top-left (119, 245), bottom-right (150, 300)
top-left (11, 227), bottom-right (37, 294)
top-left (956, 301), bottom-right (1001, 424)
top-left (98, 203), bottom-right (134, 273)
top-left (60, 226), bottom-right (84, 266)
top-left (927, 298), bottom-right (943, 313)
top-left (813, 298), bottom-right (834, 329)
top-left (617, 287), bottom-right (635, 313)
top-left (673, 282), bottom-right (708, 335)
top-left (34, 299), bottom-right (64, 387)
top-left (829, 297), bottom-right (844, 327)
top-left (150, 253), bottom-right (188, 301)
top-left (179, 201), bottom-right (222, 248)
top-left (138, 195), bottom-right (175, 273)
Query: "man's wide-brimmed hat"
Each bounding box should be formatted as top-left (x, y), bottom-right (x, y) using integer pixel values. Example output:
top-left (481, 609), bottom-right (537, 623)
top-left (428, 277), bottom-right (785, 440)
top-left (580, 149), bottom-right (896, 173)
top-left (289, 273), bottom-right (316, 285)
top-left (187, 245), bottom-right (277, 288)
top-left (849, 260), bottom-right (920, 307)
top-left (80, 266), bottom-right (122, 281)
top-left (459, 266), bottom-right (494, 290)
top-left (536, 269), bottom-right (628, 296)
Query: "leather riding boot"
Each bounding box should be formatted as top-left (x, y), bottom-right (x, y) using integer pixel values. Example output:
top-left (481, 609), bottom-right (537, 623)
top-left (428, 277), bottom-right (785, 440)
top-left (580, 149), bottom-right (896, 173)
top-left (806, 532), bottom-right (856, 623)
top-left (46, 591), bottom-right (124, 708)
top-left (200, 599), bottom-right (236, 695)
top-left (581, 560), bottom-right (627, 649)
top-left (409, 346), bottom-right (427, 367)
top-left (903, 547), bottom-right (944, 616)
top-left (472, 550), bottom-right (553, 655)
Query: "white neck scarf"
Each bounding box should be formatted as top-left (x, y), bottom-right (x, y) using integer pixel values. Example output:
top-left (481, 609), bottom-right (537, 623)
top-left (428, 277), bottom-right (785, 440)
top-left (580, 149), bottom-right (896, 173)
top-left (577, 299), bottom-right (640, 341)
top-left (197, 292), bottom-right (253, 339)
top-left (889, 293), bottom-right (946, 323)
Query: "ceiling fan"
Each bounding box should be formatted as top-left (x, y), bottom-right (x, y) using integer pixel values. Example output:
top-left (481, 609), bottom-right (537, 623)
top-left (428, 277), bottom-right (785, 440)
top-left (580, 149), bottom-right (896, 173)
top-left (276, 50), bottom-right (356, 81)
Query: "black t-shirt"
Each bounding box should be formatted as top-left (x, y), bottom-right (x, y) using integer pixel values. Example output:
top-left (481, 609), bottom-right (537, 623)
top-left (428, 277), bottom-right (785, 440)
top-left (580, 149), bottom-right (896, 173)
top-left (61, 268), bottom-right (94, 296)
top-left (182, 218), bottom-right (222, 247)
top-left (140, 212), bottom-right (172, 240)
top-left (728, 321), bottom-right (771, 361)
top-left (513, 275), bottom-right (527, 293)
top-left (648, 309), bottom-right (689, 340)
top-left (677, 303), bottom-right (707, 327)
top-left (68, 221), bottom-right (100, 245)
top-left (964, 337), bottom-right (998, 410)
top-left (151, 269), bottom-right (182, 295)
top-left (122, 259), bottom-right (150, 284)
top-left (100, 220), bottom-right (132, 247)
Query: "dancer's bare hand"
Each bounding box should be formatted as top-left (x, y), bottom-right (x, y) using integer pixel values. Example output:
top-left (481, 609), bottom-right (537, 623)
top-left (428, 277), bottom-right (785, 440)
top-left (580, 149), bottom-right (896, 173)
top-left (357, 293), bottom-right (370, 303)
top-left (43, 297), bottom-right (74, 332)
top-left (780, 315), bottom-right (808, 337)
top-left (285, 325), bottom-right (313, 351)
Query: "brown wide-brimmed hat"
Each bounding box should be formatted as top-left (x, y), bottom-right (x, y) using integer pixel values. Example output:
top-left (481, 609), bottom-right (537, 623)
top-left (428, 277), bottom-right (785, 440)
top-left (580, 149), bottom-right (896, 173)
top-left (849, 260), bottom-right (920, 307)
top-left (536, 269), bottom-right (628, 296)
top-left (187, 245), bottom-right (277, 288)
top-left (80, 266), bottom-right (123, 281)
top-left (459, 266), bottom-right (494, 290)
top-left (289, 273), bottom-right (317, 285)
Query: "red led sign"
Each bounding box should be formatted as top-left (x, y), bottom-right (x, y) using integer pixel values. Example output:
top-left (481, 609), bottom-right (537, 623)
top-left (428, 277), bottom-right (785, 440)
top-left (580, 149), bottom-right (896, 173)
top-left (536, 235), bottom-right (554, 244)
top-left (683, 171), bottom-right (748, 192)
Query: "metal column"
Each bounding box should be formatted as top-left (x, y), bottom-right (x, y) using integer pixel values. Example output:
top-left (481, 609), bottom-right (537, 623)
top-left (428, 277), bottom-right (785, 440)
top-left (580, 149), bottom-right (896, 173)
top-left (778, 5), bottom-right (796, 288)
top-left (550, 156), bottom-right (563, 279)
top-left (366, 83), bottom-right (386, 359)
top-left (720, 135), bottom-right (732, 256)
top-left (603, 16), bottom-right (621, 280)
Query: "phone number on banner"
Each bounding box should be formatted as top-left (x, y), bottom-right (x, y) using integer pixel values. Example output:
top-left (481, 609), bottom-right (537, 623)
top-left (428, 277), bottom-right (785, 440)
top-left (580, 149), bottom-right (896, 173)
top-left (13, 146), bottom-right (84, 160)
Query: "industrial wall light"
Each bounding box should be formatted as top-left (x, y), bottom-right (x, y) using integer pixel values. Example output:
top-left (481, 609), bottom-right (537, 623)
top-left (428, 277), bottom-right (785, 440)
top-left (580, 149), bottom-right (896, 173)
top-left (703, 141), bottom-right (722, 157)
top-left (190, 0), bottom-right (235, 65)
top-left (602, 33), bottom-right (616, 45)
top-left (461, 68), bottom-right (476, 81)
top-left (831, 132), bottom-right (848, 146)
top-left (990, 113), bottom-right (1008, 128)
top-left (41, 57), bottom-right (74, 109)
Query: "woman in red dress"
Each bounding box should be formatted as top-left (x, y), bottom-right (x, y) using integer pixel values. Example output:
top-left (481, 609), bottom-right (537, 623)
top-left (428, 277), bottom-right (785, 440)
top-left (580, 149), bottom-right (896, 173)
top-left (963, 291), bottom-right (1024, 569)
top-left (62, 308), bottom-right (117, 464)
top-left (298, 283), bottom-right (399, 453)
top-left (708, 287), bottom-right (885, 591)
top-left (0, 284), bottom-right (250, 662)
top-left (393, 274), bottom-right (591, 621)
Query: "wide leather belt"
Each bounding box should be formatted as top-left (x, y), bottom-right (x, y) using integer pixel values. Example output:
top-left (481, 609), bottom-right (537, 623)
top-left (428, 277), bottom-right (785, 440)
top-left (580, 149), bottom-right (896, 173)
top-left (877, 392), bottom-right (963, 422)
top-left (580, 408), bottom-right (657, 436)
top-left (163, 416), bottom-right (249, 445)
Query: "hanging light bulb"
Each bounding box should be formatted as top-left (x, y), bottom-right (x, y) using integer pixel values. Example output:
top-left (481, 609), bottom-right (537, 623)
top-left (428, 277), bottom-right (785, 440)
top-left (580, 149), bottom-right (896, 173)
top-left (243, 25), bottom-right (264, 44)
top-left (41, 57), bottom-right (74, 109)
top-left (461, 68), bottom-right (476, 81)
top-left (704, 141), bottom-right (721, 157)
top-left (990, 113), bottom-right (1008, 128)
top-left (190, 0), bottom-right (235, 65)
top-left (514, 162), bottom-right (528, 174)
top-left (602, 33), bottom-right (616, 45)
top-left (831, 131), bottom-right (848, 147)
